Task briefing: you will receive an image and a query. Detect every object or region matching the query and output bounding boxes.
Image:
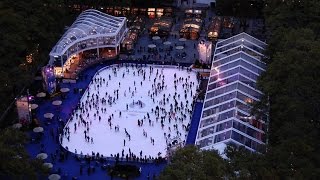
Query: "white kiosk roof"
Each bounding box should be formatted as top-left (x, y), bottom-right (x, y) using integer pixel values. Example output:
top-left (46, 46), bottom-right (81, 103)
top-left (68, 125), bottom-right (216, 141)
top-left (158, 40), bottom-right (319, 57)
top-left (50, 9), bottom-right (126, 57)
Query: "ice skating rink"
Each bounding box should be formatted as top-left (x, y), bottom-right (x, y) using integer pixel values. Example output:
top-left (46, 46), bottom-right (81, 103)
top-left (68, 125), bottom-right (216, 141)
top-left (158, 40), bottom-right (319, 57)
top-left (61, 64), bottom-right (198, 159)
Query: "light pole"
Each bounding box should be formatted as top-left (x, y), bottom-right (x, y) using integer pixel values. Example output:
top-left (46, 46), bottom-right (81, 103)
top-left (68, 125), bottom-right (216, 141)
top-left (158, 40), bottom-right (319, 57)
top-left (26, 89), bottom-right (32, 124)
top-left (205, 43), bottom-right (209, 65)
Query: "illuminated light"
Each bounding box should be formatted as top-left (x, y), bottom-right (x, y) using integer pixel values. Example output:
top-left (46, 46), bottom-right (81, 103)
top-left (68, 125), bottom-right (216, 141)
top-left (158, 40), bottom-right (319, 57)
top-left (214, 67), bottom-right (219, 72)
top-left (26, 54), bottom-right (33, 63)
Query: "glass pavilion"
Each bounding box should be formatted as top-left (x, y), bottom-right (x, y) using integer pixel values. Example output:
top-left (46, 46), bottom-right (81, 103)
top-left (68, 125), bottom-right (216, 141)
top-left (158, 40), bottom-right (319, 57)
top-left (49, 9), bottom-right (127, 77)
top-left (195, 32), bottom-right (268, 153)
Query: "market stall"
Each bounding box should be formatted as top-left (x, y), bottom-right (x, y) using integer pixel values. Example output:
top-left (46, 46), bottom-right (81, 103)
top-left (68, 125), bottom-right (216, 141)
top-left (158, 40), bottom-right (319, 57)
top-left (149, 18), bottom-right (173, 37)
top-left (129, 16), bottom-right (145, 34)
top-left (163, 7), bottom-right (173, 17)
top-left (148, 8), bottom-right (156, 19)
top-left (207, 17), bottom-right (222, 40)
top-left (185, 9), bottom-right (204, 18)
top-left (179, 18), bottom-right (202, 40)
top-left (121, 31), bottom-right (138, 53)
top-left (223, 17), bottom-right (235, 29)
top-left (156, 8), bottom-right (164, 18)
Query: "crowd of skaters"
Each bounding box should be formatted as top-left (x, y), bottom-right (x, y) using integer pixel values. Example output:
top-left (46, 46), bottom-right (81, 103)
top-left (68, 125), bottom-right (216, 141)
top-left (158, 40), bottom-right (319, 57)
top-left (61, 63), bottom-right (199, 162)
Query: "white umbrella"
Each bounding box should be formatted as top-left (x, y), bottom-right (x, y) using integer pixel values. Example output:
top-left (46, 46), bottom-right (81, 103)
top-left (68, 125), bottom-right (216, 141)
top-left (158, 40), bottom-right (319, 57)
top-left (148, 44), bottom-right (156, 48)
top-left (36, 92), bottom-right (46, 98)
top-left (12, 123), bottom-right (22, 129)
top-left (31, 104), bottom-right (38, 110)
top-left (43, 162), bottom-right (53, 169)
top-left (34, 76), bottom-right (42, 81)
top-left (48, 174), bottom-right (61, 180)
top-left (33, 127), bottom-right (44, 133)
top-left (60, 88), bottom-right (70, 93)
top-left (152, 36), bottom-right (160, 40)
top-left (44, 113), bottom-right (54, 119)
top-left (163, 41), bottom-right (171, 45)
top-left (36, 153), bottom-right (48, 160)
top-left (176, 46), bottom-right (184, 50)
top-left (179, 38), bottom-right (187, 42)
top-left (52, 100), bottom-right (62, 106)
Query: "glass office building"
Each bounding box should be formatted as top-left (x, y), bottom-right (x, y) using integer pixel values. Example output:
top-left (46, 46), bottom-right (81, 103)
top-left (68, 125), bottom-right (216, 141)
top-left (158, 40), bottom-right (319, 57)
top-left (195, 32), bottom-right (268, 153)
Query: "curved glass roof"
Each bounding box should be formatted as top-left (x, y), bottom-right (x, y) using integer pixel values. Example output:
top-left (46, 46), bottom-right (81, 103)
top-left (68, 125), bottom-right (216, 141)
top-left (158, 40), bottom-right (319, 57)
top-left (50, 9), bottom-right (126, 57)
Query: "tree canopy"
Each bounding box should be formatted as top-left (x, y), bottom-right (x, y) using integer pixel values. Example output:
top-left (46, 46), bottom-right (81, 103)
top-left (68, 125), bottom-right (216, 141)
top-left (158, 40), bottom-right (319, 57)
top-left (0, 128), bottom-right (47, 179)
top-left (159, 146), bottom-right (226, 180)
top-left (0, 0), bottom-right (74, 125)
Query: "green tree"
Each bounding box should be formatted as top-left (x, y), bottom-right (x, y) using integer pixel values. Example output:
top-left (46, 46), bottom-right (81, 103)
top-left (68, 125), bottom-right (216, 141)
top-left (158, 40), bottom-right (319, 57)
top-left (257, 0), bottom-right (320, 178)
top-left (0, 128), bottom-right (47, 179)
top-left (0, 0), bottom-right (72, 125)
top-left (159, 145), bottom-right (226, 180)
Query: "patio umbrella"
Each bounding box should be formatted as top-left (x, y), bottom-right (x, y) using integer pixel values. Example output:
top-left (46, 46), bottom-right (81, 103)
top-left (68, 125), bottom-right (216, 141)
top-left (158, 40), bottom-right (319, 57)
top-left (163, 41), bottom-right (171, 45)
top-left (60, 88), bottom-right (70, 93)
top-left (175, 46), bottom-right (184, 50)
top-left (36, 92), bottom-right (46, 98)
top-left (148, 44), bottom-right (156, 48)
top-left (52, 100), bottom-right (62, 106)
top-left (152, 36), bottom-right (160, 40)
top-left (34, 76), bottom-right (42, 81)
top-left (179, 38), bottom-right (187, 42)
top-left (31, 104), bottom-right (38, 110)
top-left (33, 127), bottom-right (44, 133)
top-left (12, 123), bottom-right (22, 129)
top-left (36, 153), bottom-right (48, 160)
top-left (44, 113), bottom-right (54, 119)
top-left (43, 162), bottom-right (53, 169)
top-left (48, 174), bottom-right (61, 180)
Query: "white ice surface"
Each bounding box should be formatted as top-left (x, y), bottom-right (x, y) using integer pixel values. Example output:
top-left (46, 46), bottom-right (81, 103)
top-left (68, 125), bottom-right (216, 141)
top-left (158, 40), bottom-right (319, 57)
top-left (61, 65), bottom-right (198, 158)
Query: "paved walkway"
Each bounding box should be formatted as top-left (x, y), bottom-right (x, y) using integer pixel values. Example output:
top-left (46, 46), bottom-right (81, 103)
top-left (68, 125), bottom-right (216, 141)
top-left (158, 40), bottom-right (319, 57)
top-left (131, 32), bottom-right (200, 64)
top-left (186, 102), bottom-right (203, 145)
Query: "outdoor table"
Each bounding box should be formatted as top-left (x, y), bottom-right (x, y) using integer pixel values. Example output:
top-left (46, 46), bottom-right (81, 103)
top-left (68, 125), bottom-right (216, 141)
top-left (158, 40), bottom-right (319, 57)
top-left (179, 38), bottom-right (187, 42)
top-left (148, 44), bottom-right (156, 48)
top-left (152, 36), bottom-right (160, 40)
top-left (43, 162), bottom-right (53, 169)
top-left (36, 153), bottom-right (48, 160)
top-left (31, 104), bottom-right (38, 110)
top-left (12, 123), bottom-right (22, 129)
top-left (48, 174), bottom-right (61, 180)
top-left (175, 46), bottom-right (184, 50)
top-left (33, 127), bottom-right (44, 133)
top-left (36, 92), bottom-right (46, 98)
top-left (60, 88), bottom-right (70, 93)
top-left (52, 100), bottom-right (62, 106)
top-left (44, 113), bottom-right (54, 119)
top-left (163, 41), bottom-right (171, 45)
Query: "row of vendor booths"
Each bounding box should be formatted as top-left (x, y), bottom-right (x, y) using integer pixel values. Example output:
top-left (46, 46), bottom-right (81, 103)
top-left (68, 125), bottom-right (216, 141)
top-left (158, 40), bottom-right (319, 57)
top-left (71, 5), bottom-right (173, 19)
top-left (184, 9), bottom-right (206, 18)
top-left (178, 9), bottom-right (207, 40)
top-left (149, 16), bottom-right (207, 40)
top-left (179, 18), bottom-right (203, 40)
top-left (207, 17), bottom-right (235, 40)
top-left (106, 7), bottom-right (173, 18)
top-left (149, 18), bottom-right (173, 37)
top-left (121, 16), bottom-right (145, 53)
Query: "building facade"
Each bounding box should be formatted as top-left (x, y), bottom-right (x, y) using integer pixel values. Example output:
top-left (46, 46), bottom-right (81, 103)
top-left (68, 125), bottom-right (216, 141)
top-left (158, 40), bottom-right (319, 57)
top-left (195, 32), bottom-right (268, 153)
top-left (49, 9), bottom-right (127, 77)
top-left (176, 0), bottom-right (215, 7)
